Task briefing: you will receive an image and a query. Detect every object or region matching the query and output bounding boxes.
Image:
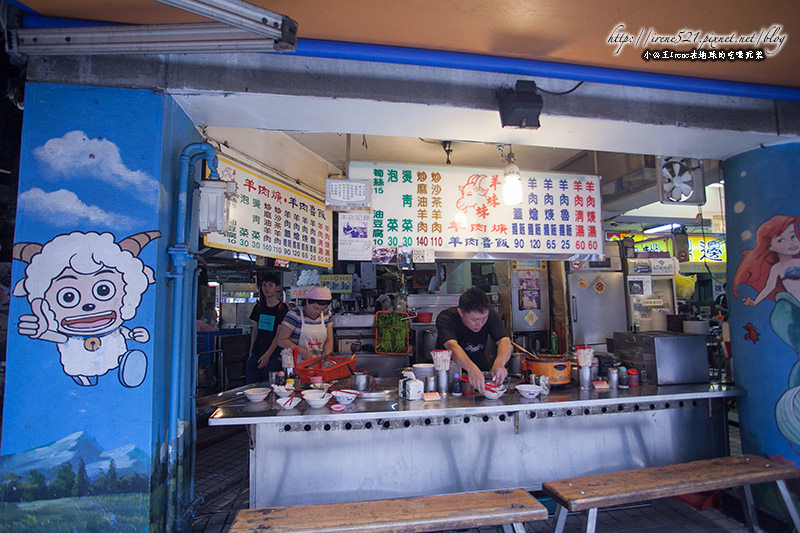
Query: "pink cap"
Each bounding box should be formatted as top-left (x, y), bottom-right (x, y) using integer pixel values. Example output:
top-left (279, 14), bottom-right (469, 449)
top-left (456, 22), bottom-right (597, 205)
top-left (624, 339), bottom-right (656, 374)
top-left (306, 286), bottom-right (332, 301)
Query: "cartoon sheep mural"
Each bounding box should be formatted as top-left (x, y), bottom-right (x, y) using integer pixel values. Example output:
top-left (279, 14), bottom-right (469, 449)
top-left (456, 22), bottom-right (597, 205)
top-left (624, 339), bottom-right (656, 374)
top-left (13, 231), bottom-right (160, 388)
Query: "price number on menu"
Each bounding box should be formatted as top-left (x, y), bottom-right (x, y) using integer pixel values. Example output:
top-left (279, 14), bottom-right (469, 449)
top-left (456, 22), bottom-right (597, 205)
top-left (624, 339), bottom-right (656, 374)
top-left (387, 236), bottom-right (413, 246)
top-left (573, 241), bottom-right (598, 250)
top-left (415, 236), bottom-right (443, 247)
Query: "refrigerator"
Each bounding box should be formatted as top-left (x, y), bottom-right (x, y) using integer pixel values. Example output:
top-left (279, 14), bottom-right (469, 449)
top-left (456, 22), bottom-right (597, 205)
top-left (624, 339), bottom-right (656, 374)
top-left (566, 243), bottom-right (628, 349)
top-left (625, 257), bottom-right (678, 331)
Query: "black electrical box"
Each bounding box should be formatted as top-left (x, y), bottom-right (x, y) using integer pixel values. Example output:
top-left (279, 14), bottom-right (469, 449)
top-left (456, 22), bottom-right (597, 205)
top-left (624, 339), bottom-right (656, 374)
top-left (497, 80), bottom-right (543, 128)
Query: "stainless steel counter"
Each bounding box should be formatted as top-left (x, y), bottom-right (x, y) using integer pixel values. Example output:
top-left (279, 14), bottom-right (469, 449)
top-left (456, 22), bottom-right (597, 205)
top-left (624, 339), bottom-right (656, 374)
top-left (209, 379), bottom-right (741, 424)
top-left (209, 379), bottom-right (743, 508)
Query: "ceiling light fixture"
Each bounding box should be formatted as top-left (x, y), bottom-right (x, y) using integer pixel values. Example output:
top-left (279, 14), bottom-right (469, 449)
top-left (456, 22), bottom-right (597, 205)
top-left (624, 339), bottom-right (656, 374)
top-left (642, 222), bottom-right (682, 234)
top-left (11, 0), bottom-right (297, 56)
top-left (498, 145), bottom-right (522, 206)
top-left (154, 0), bottom-right (297, 42)
top-left (12, 22), bottom-right (296, 55)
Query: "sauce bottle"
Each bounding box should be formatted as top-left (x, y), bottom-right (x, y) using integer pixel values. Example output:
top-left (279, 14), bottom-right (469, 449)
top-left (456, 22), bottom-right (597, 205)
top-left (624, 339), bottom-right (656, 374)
top-left (618, 366), bottom-right (629, 388)
top-left (550, 331), bottom-right (559, 354)
top-left (451, 373), bottom-right (463, 396)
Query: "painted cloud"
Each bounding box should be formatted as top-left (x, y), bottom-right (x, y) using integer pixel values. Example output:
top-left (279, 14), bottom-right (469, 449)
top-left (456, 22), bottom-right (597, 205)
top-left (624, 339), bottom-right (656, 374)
top-left (18, 188), bottom-right (138, 229)
top-left (32, 130), bottom-right (159, 205)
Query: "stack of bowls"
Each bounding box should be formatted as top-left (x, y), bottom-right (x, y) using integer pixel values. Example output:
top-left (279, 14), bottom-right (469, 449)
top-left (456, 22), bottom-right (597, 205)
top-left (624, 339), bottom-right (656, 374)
top-left (412, 363), bottom-right (435, 380)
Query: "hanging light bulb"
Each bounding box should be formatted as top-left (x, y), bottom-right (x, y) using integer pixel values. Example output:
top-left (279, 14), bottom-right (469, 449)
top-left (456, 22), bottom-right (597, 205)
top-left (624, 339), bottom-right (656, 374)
top-left (502, 147), bottom-right (522, 206)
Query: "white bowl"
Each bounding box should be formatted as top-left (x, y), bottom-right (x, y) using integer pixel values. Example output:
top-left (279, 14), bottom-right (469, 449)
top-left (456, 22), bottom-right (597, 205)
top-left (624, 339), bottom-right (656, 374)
top-left (305, 393), bottom-right (332, 408)
top-left (301, 389), bottom-right (325, 399)
top-left (515, 384), bottom-right (543, 400)
top-left (482, 386), bottom-right (507, 400)
top-left (277, 396), bottom-right (302, 409)
top-left (331, 389), bottom-right (359, 405)
top-left (272, 385), bottom-right (293, 398)
top-left (244, 387), bottom-right (270, 402)
top-left (412, 363), bottom-right (435, 378)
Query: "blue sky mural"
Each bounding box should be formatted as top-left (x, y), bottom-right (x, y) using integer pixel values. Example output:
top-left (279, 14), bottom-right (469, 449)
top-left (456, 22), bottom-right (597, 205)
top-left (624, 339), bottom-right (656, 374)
top-left (4, 88), bottom-right (164, 457)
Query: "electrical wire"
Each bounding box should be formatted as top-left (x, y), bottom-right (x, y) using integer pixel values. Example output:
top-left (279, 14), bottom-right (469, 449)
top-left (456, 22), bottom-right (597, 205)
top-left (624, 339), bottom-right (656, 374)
top-left (537, 81), bottom-right (584, 96)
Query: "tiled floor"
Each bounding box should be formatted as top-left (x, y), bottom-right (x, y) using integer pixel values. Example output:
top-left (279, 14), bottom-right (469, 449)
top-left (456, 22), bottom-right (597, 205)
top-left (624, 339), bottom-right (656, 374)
top-left (191, 413), bottom-right (757, 533)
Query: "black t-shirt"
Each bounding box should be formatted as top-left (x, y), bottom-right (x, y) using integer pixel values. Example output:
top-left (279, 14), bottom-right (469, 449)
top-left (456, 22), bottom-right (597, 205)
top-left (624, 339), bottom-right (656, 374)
top-left (434, 307), bottom-right (508, 371)
top-left (249, 301), bottom-right (289, 359)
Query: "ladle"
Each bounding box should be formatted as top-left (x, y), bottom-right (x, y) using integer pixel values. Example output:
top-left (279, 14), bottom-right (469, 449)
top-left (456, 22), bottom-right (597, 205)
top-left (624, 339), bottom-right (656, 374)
top-left (511, 340), bottom-right (539, 359)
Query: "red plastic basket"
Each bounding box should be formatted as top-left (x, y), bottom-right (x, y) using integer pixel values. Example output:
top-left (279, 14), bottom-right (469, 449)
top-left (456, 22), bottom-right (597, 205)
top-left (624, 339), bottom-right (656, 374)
top-left (374, 311), bottom-right (411, 355)
top-left (295, 356), bottom-right (356, 383)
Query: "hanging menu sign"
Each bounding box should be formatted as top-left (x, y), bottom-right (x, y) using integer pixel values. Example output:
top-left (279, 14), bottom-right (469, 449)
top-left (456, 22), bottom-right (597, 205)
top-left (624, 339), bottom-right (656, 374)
top-left (204, 157), bottom-right (333, 267)
top-left (348, 161), bottom-right (603, 257)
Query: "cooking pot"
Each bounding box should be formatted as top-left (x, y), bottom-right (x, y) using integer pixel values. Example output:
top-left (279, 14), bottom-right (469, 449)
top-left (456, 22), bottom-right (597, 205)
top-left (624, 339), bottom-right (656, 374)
top-left (523, 355), bottom-right (571, 385)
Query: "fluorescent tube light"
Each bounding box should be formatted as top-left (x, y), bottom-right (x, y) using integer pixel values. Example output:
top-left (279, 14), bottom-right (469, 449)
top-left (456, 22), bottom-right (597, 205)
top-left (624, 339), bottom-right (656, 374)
top-left (13, 22), bottom-right (293, 55)
top-left (154, 0), bottom-right (297, 44)
top-left (643, 223), bottom-right (681, 234)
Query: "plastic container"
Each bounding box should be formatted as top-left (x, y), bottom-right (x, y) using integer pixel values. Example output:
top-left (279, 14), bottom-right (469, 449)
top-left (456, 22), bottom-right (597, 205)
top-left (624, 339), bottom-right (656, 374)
top-left (295, 356), bottom-right (357, 383)
top-left (413, 311), bottom-right (433, 323)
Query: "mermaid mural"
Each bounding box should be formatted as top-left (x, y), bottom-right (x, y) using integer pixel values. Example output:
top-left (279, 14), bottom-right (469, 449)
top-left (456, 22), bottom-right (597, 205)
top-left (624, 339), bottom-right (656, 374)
top-left (733, 215), bottom-right (800, 443)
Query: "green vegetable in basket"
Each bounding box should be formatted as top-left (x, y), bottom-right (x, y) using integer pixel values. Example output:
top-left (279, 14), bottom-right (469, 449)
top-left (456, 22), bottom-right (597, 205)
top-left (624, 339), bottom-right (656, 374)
top-left (376, 312), bottom-right (410, 353)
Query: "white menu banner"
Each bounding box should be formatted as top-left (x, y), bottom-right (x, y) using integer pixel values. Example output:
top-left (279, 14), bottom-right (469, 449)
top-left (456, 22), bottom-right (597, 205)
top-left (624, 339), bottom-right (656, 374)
top-left (348, 161), bottom-right (603, 257)
top-left (204, 157), bottom-right (333, 267)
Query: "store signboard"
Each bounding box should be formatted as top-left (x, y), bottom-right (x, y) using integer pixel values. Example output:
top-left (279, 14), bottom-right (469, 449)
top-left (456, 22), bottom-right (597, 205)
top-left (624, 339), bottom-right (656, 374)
top-left (687, 235), bottom-right (726, 263)
top-left (349, 161), bottom-right (603, 257)
top-left (609, 233), bottom-right (727, 264)
top-left (320, 274), bottom-right (353, 293)
top-left (204, 157), bottom-right (333, 267)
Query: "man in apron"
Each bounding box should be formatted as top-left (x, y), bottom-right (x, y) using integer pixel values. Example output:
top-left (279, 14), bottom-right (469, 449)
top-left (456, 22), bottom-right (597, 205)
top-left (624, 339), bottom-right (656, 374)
top-left (276, 286), bottom-right (334, 362)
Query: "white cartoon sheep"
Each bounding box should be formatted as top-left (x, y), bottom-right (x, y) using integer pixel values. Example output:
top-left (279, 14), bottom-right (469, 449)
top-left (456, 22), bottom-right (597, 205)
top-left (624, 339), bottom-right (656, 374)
top-left (13, 231), bottom-right (160, 387)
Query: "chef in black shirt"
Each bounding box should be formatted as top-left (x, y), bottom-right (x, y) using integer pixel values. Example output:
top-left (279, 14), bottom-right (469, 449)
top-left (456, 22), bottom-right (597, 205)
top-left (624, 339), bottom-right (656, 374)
top-left (435, 287), bottom-right (512, 393)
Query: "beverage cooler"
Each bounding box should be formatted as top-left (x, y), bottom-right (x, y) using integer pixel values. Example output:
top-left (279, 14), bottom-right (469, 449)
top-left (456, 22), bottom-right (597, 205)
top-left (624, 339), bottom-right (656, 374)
top-left (625, 257), bottom-right (678, 331)
top-left (566, 243), bottom-right (628, 350)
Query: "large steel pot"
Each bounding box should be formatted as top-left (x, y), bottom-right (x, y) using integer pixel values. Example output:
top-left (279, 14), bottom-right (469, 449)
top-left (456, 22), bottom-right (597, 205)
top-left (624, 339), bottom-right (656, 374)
top-left (523, 355), bottom-right (571, 385)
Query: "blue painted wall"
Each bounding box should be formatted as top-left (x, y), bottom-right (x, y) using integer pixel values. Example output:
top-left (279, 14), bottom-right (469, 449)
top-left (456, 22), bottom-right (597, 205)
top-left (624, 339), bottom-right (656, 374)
top-left (725, 142), bottom-right (800, 514)
top-left (0, 82), bottom-right (201, 532)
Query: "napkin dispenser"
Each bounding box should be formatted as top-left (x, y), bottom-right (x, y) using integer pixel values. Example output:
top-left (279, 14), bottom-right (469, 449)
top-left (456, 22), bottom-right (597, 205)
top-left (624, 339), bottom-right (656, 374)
top-left (398, 371), bottom-right (424, 400)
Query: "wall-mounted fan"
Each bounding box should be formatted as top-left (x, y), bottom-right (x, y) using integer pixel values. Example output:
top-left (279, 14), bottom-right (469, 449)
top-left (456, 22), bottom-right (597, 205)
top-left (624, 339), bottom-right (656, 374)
top-left (657, 156), bottom-right (706, 205)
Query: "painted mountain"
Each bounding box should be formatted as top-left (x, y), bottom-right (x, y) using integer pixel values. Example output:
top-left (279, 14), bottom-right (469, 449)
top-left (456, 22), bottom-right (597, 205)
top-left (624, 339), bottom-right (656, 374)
top-left (0, 431), bottom-right (149, 481)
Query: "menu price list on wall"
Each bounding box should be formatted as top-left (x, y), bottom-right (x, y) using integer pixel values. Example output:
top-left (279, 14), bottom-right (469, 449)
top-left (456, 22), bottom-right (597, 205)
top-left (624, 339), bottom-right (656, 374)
top-left (204, 157), bottom-right (333, 267)
top-left (348, 161), bottom-right (603, 257)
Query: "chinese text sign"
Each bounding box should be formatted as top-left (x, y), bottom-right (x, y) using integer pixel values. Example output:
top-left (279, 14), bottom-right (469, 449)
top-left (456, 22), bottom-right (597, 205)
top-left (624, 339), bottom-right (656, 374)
top-left (204, 157), bottom-right (332, 267)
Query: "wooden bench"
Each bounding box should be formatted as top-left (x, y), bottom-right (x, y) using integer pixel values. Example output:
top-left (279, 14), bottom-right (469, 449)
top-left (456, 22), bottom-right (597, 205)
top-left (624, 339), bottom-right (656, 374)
top-left (542, 454), bottom-right (800, 533)
top-left (229, 488), bottom-right (547, 533)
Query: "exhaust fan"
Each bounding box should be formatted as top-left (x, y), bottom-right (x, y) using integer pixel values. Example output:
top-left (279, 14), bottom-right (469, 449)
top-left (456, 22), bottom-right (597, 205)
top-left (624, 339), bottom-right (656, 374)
top-left (658, 157), bottom-right (705, 205)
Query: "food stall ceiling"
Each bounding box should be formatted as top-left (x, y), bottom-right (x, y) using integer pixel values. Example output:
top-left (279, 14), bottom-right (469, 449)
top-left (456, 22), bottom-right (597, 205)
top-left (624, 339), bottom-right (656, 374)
top-left (9, 1), bottom-right (754, 244)
top-left (13, 0), bottom-right (800, 88)
top-left (281, 131), bottom-right (724, 234)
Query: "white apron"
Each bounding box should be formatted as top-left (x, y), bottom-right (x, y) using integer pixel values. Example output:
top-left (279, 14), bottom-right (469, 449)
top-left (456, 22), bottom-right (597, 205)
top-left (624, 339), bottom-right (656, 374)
top-left (297, 308), bottom-right (328, 361)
